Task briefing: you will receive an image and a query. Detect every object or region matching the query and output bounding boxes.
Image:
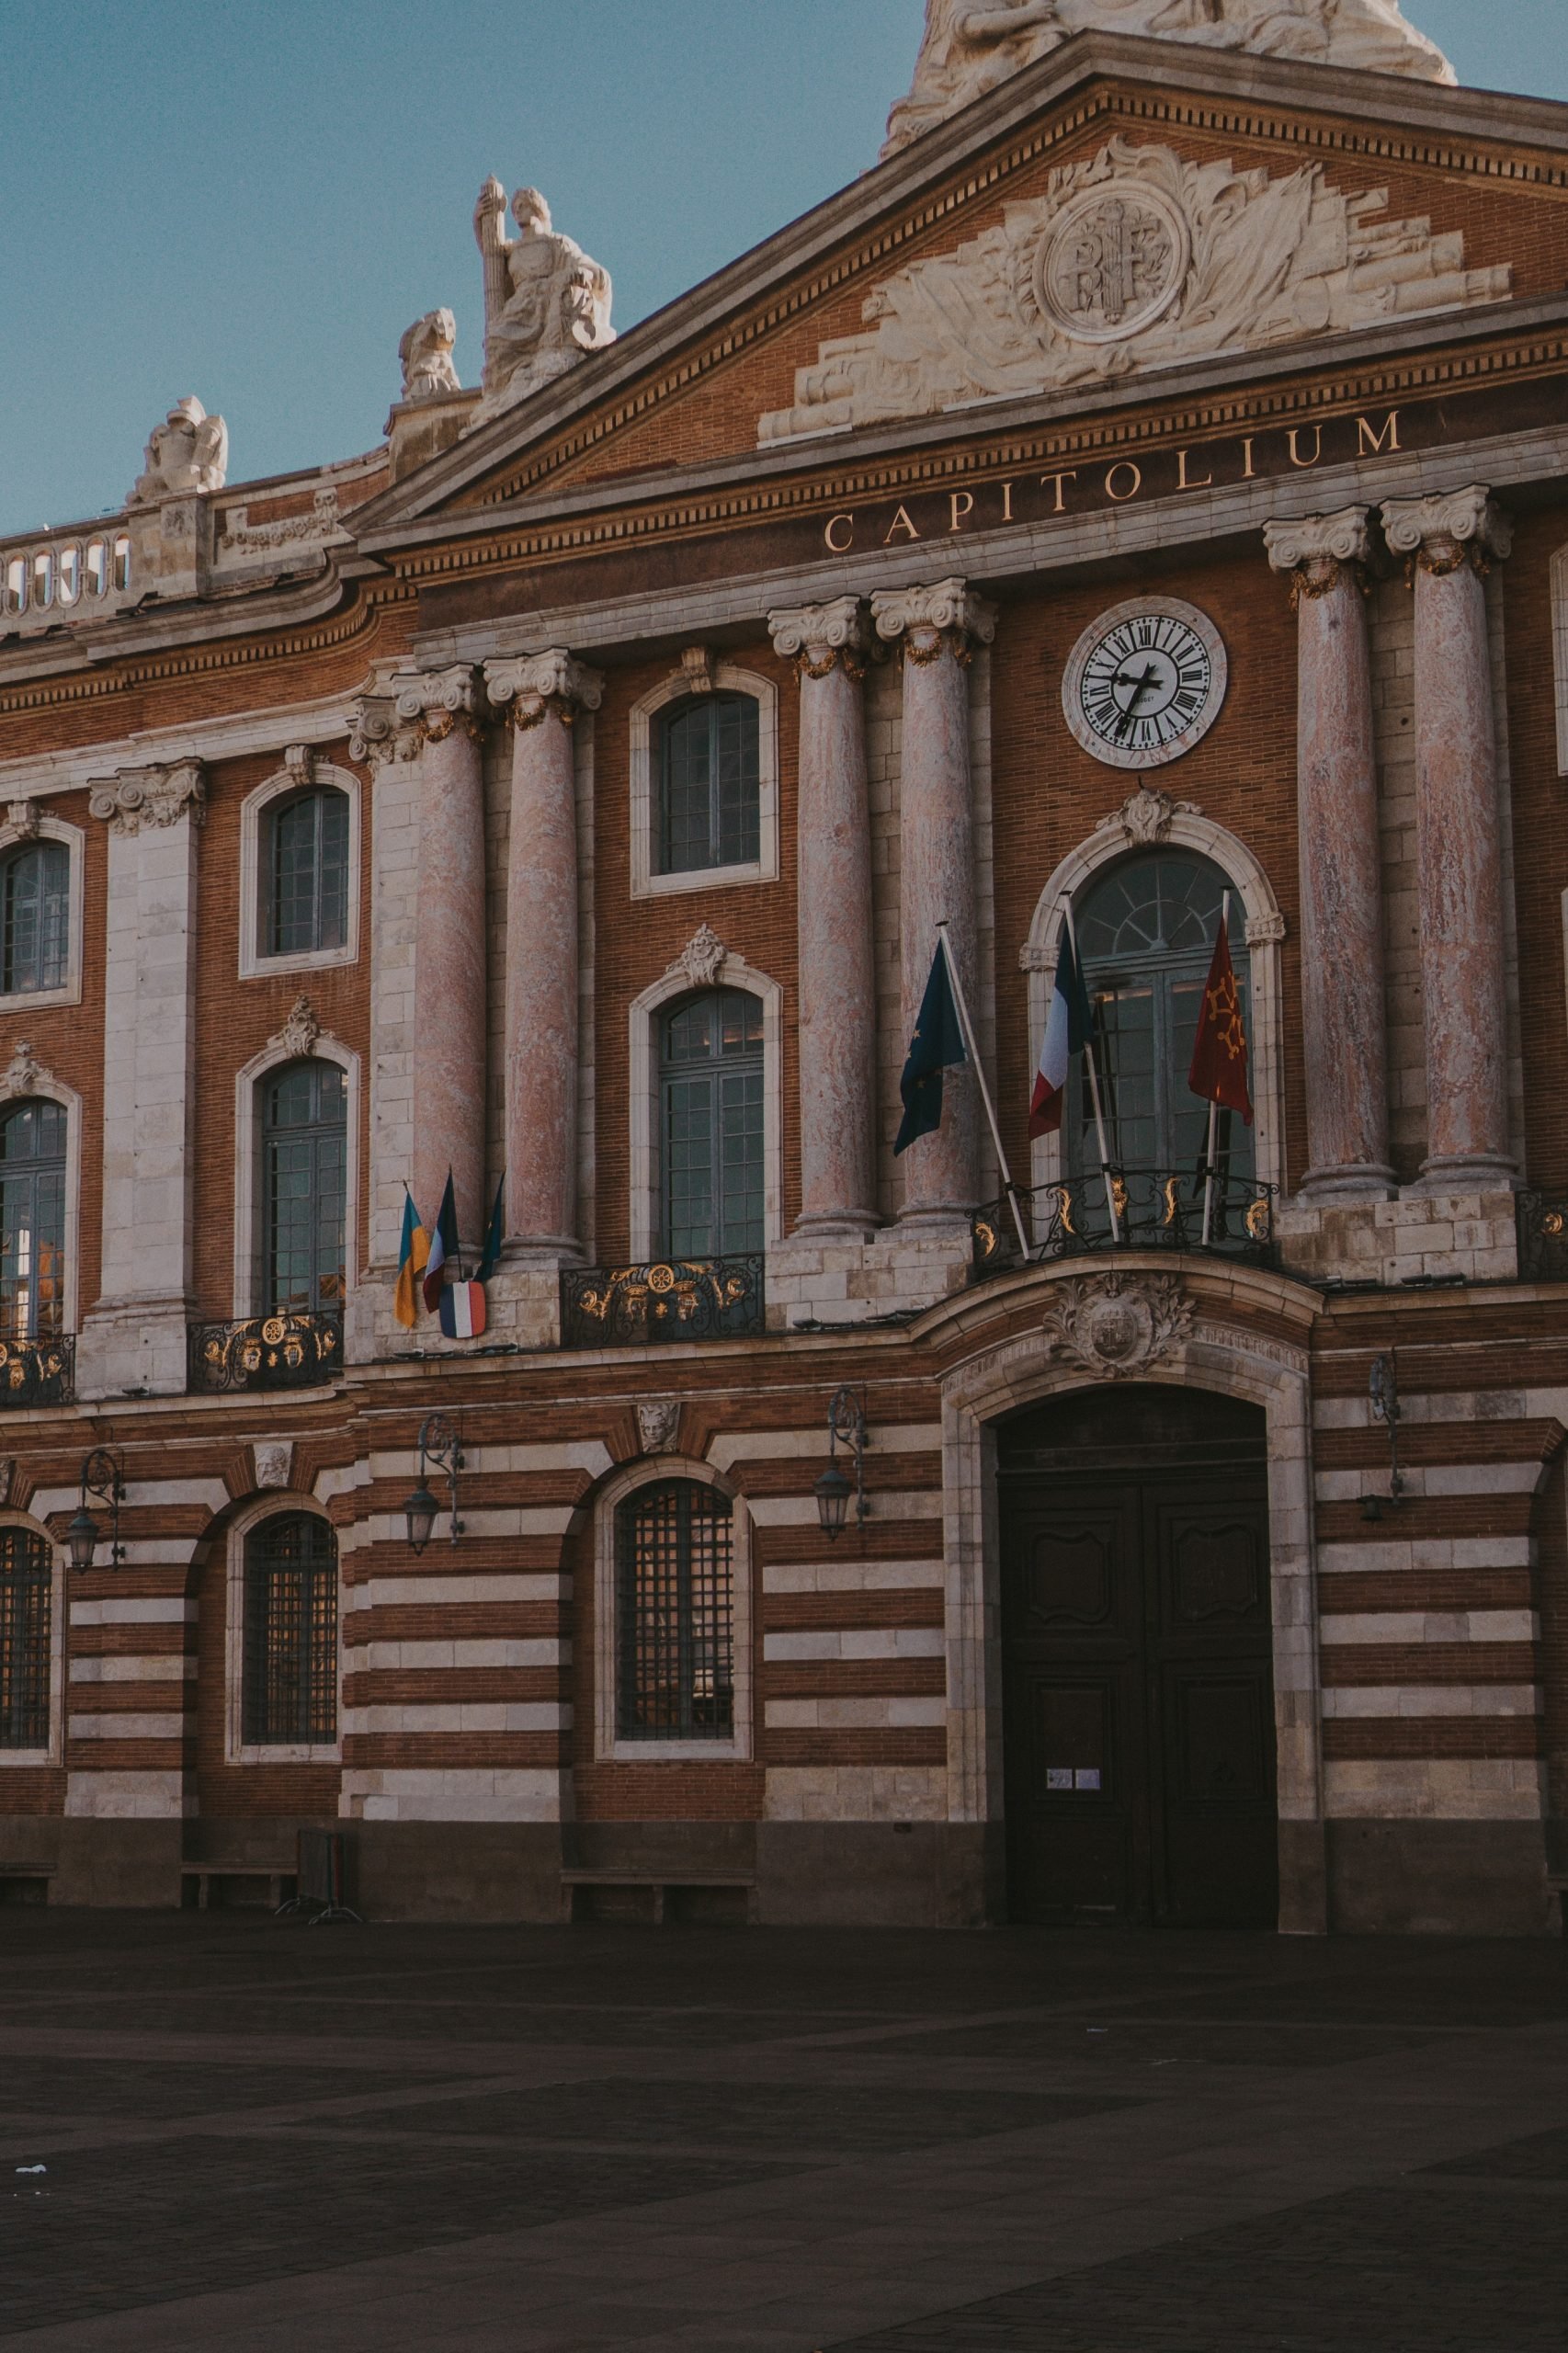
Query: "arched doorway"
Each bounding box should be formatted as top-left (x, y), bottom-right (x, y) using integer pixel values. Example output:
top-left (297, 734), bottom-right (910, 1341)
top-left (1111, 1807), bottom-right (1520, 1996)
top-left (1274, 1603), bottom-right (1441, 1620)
top-left (997, 1383), bottom-right (1278, 1928)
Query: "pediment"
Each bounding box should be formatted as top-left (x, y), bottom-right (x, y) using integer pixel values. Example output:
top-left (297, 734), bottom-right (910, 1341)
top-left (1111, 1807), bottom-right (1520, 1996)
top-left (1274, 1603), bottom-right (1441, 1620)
top-left (347, 34), bottom-right (1568, 551)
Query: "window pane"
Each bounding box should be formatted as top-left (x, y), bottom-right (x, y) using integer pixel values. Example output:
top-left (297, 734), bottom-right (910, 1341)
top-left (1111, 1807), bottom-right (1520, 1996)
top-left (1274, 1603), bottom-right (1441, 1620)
top-left (616, 1482), bottom-right (734, 1741)
top-left (1, 843), bottom-right (69, 995)
top-left (267, 789), bottom-right (349, 957)
top-left (655, 695), bottom-right (760, 876)
top-left (0, 1100), bottom-right (67, 1339)
top-left (659, 991), bottom-right (764, 1257)
top-left (261, 1060), bottom-right (347, 1313)
top-left (243, 1515), bottom-right (338, 1745)
top-left (0, 1529), bottom-right (51, 1749)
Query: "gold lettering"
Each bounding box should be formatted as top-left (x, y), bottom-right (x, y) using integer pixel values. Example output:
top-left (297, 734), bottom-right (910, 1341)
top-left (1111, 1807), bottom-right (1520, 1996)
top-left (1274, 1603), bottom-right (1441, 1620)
top-left (1041, 470), bottom-right (1079, 514)
top-left (1288, 426), bottom-right (1324, 471)
top-left (824, 513), bottom-right (855, 553)
top-left (949, 491), bottom-right (975, 533)
top-left (1000, 480), bottom-right (1016, 522)
top-left (1242, 437), bottom-right (1256, 481)
top-left (1357, 410), bottom-right (1402, 458)
top-left (885, 505), bottom-right (921, 544)
top-left (1105, 461), bottom-right (1143, 504)
top-left (1176, 449), bottom-right (1213, 493)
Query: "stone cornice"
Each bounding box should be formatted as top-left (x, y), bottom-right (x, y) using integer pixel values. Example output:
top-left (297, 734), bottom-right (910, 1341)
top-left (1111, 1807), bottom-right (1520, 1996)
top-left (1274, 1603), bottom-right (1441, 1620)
top-left (0, 689), bottom-right (361, 803)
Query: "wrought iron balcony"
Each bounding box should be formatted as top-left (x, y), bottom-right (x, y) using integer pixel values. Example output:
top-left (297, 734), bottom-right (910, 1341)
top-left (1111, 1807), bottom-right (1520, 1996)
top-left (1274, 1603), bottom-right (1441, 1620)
top-left (1517, 1191), bottom-right (1568, 1282)
top-left (561, 1255), bottom-right (765, 1348)
top-left (187, 1311), bottom-right (344, 1393)
top-left (971, 1168), bottom-right (1277, 1280)
top-left (0, 1333), bottom-right (74, 1409)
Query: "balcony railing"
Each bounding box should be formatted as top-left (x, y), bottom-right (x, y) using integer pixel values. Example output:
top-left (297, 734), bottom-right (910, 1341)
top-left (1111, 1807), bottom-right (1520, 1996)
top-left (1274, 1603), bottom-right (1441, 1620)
top-left (0, 1334), bottom-right (74, 1409)
top-left (187, 1312), bottom-right (343, 1393)
top-left (1518, 1191), bottom-right (1568, 1282)
top-left (561, 1255), bottom-right (766, 1348)
top-left (971, 1169), bottom-right (1277, 1281)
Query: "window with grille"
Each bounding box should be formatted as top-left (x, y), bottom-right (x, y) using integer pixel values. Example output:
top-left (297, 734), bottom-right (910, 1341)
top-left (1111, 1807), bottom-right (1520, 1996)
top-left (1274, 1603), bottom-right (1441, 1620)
top-left (659, 989), bottom-right (765, 1257)
top-left (0, 1528), bottom-right (51, 1750)
top-left (0, 1099), bottom-right (66, 1340)
top-left (263, 787), bottom-right (349, 957)
top-left (655, 694), bottom-right (761, 875)
top-left (242, 1513), bottom-right (338, 1746)
top-left (259, 1059), bottom-right (346, 1313)
top-left (1071, 851), bottom-right (1254, 1184)
top-left (0, 843), bottom-right (69, 995)
top-left (616, 1481), bottom-right (734, 1742)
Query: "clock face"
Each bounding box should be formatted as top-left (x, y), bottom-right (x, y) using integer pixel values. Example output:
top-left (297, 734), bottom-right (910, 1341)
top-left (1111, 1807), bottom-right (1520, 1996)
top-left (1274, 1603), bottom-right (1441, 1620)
top-left (1062, 598), bottom-right (1228, 771)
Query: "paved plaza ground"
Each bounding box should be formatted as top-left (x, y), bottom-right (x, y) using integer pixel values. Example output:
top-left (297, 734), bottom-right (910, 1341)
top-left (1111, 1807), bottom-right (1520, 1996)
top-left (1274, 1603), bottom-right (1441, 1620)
top-left (0, 1910), bottom-right (1563, 2350)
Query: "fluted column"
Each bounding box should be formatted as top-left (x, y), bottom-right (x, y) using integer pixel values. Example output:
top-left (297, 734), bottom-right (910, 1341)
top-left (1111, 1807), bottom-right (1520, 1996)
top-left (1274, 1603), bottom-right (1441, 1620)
top-left (1264, 509), bottom-right (1393, 1200)
top-left (870, 577), bottom-right (995, 1222)
top-left (485, 651), bottom-right (604, 1258)
top-left (1381, 486), bottom-right (1516, 1189)
top-left (391, 667), bottom-right (488, 1240)
top-left (768, 597), bottom-right (878, 1237)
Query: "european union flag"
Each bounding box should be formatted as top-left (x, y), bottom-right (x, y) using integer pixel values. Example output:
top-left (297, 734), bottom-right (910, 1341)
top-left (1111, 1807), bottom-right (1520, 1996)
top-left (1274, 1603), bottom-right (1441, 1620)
top-left (895, 940), bottom-right (968, 1156)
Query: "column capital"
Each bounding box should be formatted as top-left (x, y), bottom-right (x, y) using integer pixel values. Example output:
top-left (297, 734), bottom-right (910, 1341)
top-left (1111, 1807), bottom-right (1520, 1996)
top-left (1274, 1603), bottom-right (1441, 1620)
top-left (486, 649), bottom-right (605, 728)
top-left (1381, 484), bottom-right (1513, 574)
top-left (1263, 506), bottom-right (1374, 597)
top-left (768, 597), bottom-right (869, 677)
top-left (86, 759), bottom-right (207, 835)
top-left (870, 577), bottom-right (997, 662)
top-left (392, 663), bottom-right (485, 744)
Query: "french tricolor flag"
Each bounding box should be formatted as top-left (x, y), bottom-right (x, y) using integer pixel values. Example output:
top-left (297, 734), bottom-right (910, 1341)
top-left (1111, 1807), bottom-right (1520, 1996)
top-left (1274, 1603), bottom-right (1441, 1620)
top-left (1029, 924), bottom-right (1096, 1139)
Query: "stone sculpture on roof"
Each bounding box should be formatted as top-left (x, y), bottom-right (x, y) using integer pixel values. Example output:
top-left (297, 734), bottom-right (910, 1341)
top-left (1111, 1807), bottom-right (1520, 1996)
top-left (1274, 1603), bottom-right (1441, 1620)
top-left (397, 309), bottom-right (461, 404)
top-left (883, 0), bottom-right (1455, 153)
top-left (470, 180), bottom-right (615, 426)
top-left (127, 395), bottom-right (229, 504)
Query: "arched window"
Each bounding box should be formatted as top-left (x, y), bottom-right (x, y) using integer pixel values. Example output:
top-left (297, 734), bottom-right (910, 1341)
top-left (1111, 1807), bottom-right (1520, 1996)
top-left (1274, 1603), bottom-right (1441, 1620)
top-left (1071, 851), bottom-right (1255, 1183)
top-left (0, 1528), bottom-right (51, 1750)
top-left (0, 842), bottom-right (69, 996)
top-left (659, 989), bottom-right (765, 1257)
top-left (242, 1513), bottom-right (338, 1746)
top-left (259, 1061), bottom-right (346, 1313)
top-left (0, 1101), bottom-right (66, 1339)
top-left (616, 1481), bottom-right (734, 1742)
top-left (655, 694), bottom-right (760, 876)
top-left (262, 788), bottom-right (349, 958)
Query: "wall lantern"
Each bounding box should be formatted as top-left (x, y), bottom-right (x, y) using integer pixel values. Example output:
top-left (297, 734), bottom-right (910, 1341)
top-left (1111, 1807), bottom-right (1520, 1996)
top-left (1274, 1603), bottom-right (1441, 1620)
top-left (68, 1448), bottom-right (127, 1572)
top-left (814, 1387), bottom-right (868, 1541)
top-left (403, 1414), bottom-right (464, 1555)
top-left (1362, 1352), bottom-right (1406, 1523)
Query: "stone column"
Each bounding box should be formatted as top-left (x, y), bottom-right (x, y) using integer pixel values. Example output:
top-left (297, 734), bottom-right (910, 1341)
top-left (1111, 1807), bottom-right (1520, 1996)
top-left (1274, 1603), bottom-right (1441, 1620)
top-left (77, 761), bottom-right (206, 1397)
top-left (767, 597), bottom-right (878, 1237)
top-left (1263, 509), bottom-right (1393, 1200)
top-left (1381, 487), bottom-right (1516, 1189)
top-left (485, 651), bottom-right (604, 1258)
top-left (870, 578), bottom-right (994, 1222)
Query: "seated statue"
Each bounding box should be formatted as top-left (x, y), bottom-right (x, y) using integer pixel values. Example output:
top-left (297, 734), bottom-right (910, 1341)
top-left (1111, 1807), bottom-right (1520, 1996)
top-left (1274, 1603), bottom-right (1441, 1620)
top-left (127, 396), bottom-right (229, 505)
top-left (471, 182), bottom-right (615, 425)
top-left (883, 0), bottom-right (1453, 153)
top-left (398, 310), bottom-right (461, 405)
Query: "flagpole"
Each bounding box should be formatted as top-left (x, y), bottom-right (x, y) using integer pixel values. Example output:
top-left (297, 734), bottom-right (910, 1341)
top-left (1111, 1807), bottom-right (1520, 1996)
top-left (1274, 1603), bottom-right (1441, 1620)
top-left (1062, 902), bottom-right (1121, 1247)
top-left (935, 923), bottom-right (1032, 1263)
top-left (1200, 892), bottom-right (1230, 1250)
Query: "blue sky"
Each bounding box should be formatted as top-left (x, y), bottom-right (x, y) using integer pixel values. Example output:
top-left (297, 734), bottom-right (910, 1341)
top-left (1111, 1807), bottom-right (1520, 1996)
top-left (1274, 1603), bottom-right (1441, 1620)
top-left (0, 0), bottom-right (1562, 534)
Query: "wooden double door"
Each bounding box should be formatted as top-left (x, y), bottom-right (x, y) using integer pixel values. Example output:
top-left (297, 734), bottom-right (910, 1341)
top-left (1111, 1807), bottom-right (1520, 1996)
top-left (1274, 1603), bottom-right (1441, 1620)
top-left (999, 1386), bottom-right (1278, 1929)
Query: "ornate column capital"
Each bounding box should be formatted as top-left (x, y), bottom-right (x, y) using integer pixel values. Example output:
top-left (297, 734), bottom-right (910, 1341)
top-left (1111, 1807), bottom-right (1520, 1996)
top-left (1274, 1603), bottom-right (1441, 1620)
top-left (485, 649), bottom-right (605, 729)
top-left (87, 759), bottom-right (207, 835)
top-left (392, 663), bottom-right (485, 745)
top-left (1264, 506), bottom-right (1374, 600)
top-left (870, 577), bottom-right (997, 665)
top-left (1381, 484), bottom-right (1513, 577)
top-left (767, 597), bottom-right (870, 679)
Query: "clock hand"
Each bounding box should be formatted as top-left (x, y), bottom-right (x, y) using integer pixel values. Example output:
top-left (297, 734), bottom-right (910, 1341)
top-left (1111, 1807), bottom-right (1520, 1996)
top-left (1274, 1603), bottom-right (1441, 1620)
top-left (1112, 664), bottom-right (1159, 735)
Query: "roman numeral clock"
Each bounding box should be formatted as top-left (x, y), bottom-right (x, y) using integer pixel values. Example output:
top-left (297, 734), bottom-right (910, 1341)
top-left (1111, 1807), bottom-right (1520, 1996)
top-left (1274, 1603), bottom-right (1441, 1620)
top-left (1062, 597), bottom-right (1228, 769)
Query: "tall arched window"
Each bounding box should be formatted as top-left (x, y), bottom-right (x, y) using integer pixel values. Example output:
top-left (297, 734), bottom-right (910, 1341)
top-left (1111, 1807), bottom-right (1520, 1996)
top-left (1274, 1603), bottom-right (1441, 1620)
top-left (242, 1513), bottom-right (338, 1746)
top-left (1071, 851), bottom-right (1254, 1183)
top-left (659, 989), bottom-right (765, 1257)
top-left (0, 842), bottom-right (69, 995)
top-left (0, 1100), bottom-right (66, 1339)
top-left (0, 1528), bottom-right (51, 1750)
top-left (259, 1061), bottom-right (346, 1313)
top-left (263, 788), bottom-right (349, 958)
top-left (655, 694), bottom-right (760, 876)
top-left (616, 1481), bottom-right (734, 1742)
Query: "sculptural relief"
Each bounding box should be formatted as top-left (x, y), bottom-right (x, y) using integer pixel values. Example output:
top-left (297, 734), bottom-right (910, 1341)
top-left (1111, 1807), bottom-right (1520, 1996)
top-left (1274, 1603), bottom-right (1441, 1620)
top-left (759, 136), bottom-right (1507, 442)
top-left (1041, 1271), bottom-right (1195, 1379)
top-left (128, 396), bottom-right (229, 504)
top-left (471, 181), bottom-right (614, 425)
top-left (398, 309), bottom-right (461, 404)
top-left (883, 0), bottom-right (1454, 153)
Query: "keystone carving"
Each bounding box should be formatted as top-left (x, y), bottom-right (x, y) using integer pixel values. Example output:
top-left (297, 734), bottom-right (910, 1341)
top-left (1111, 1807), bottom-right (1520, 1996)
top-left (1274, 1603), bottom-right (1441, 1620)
top-left (253, 1440), bottom-right (294, 1491)
top-left (0, 1040), bottom-right (51, 1102)
top-left (6, 801), bottom-right (40, 842)
top-left (1041, 1271), bottom-right (1194, 1381)
top-left (1096, 783), bottom-right (1200, 848)
top-left (87, 762), bottom-right (207, 835)
top-left (635, 1401), bottom-right (682, 1455)
top-left (669, 925), bottom-right (729, 990)
top-left (277, 995), bottom-right (322, 1060)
